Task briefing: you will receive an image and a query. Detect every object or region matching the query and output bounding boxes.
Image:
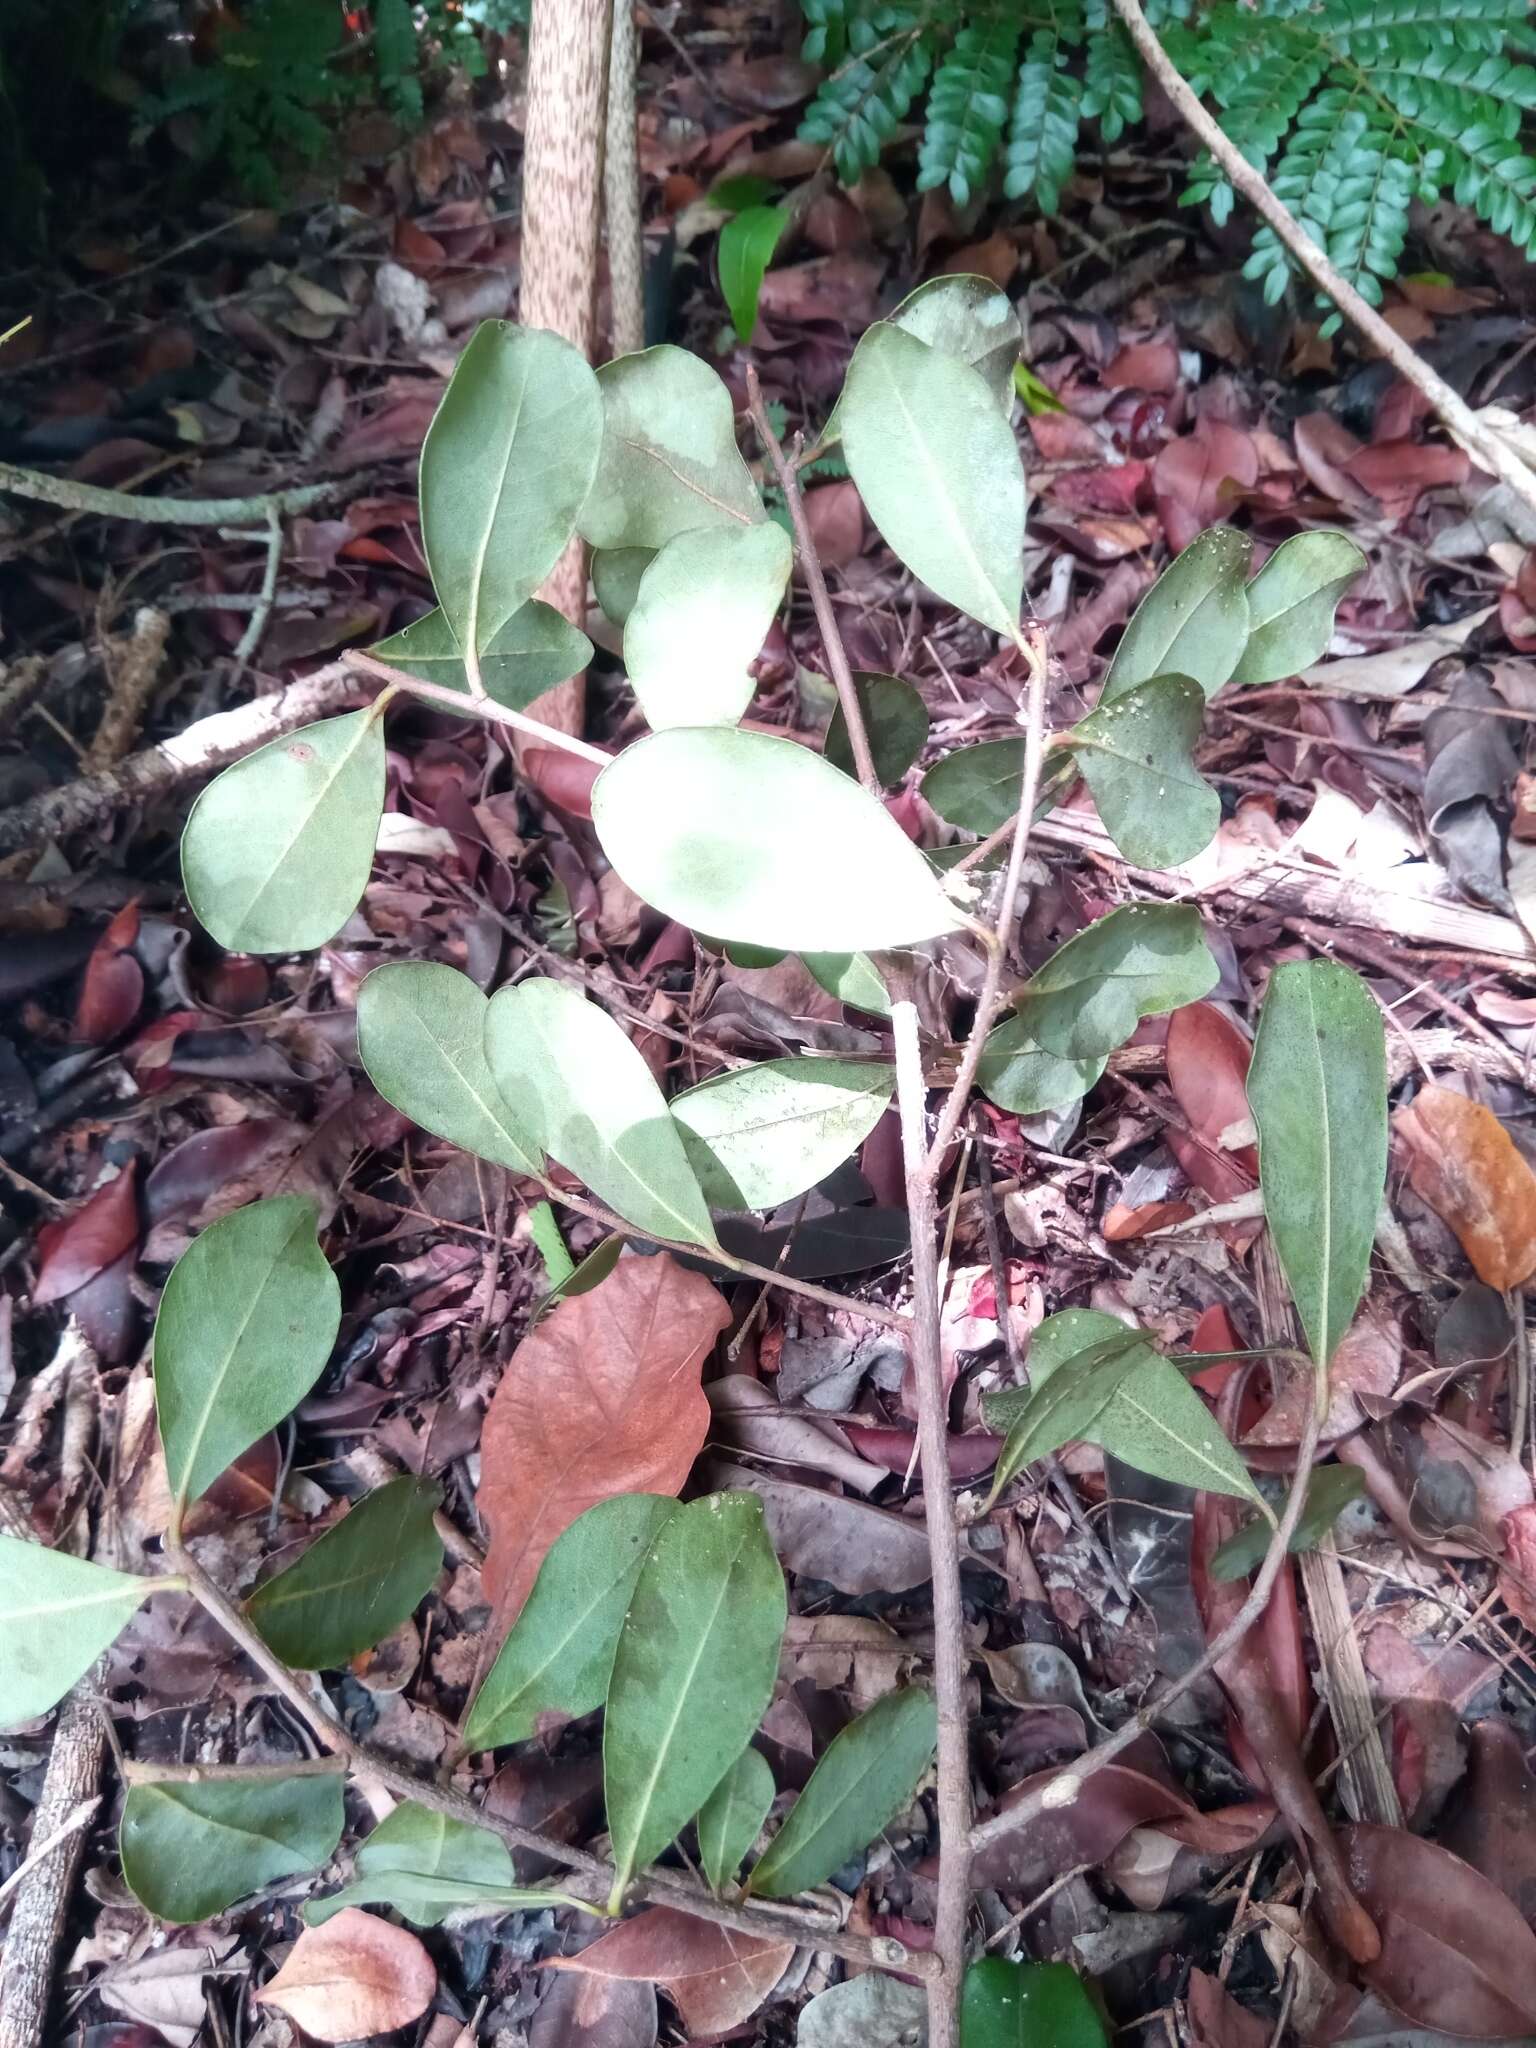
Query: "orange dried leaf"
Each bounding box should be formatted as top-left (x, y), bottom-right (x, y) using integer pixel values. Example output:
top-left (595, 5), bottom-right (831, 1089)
top-left (1394, 1087), bottom-right (1536, 1290)
top-left (253, 1909), bottom-right (436, 2043)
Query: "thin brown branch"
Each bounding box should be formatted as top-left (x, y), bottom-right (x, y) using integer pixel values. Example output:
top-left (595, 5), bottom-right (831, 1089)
top-left (744, 366), bottom-right (880, 795)
top-left (349, 651), bottom-right (611, 766)
top-left (0, 1690), bottom-right (104, 2048)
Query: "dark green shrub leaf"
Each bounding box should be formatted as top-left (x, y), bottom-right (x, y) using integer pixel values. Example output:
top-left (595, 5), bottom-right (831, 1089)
top-left (421, 321), bottom-right (603, 661)
top-left (824, 673), bottom-right (930, 787)
top-left (625, 522), bottom-right (792, 729)
top-left (1211, 1464), bottom-right (1367, 1582)
top-left (922, 737), bottom-right (1025, 835)
top-left (719, 203), bottom-right (789, 340)
top-left (369, 601), bottom-right (592, 711)
top-left (1067, 673), bottom-right (1220, 868)
top-left (961, 1956), bottom-right (1108, 2045)
top-left (121, 1775), bottom-right (344, 1924)
top-left (154, 1197), bottom-right (340, 1517)
top-left (464, 1493), bottom-right (677, 1750)
top-left (1101, 528), bottom-right (1252, 704)
top-left (604, 1492), bottom-right (787, 1903)
top-left (1248, 959), bottom-right (1387, 1373)
top-left (670, 1058), bottom-right (894, 1211)
top-left (802, 950), bottom-right (891, 1017)
top-left (592, 546), bottom-right (656, 627)
top-left (977, 1015), bottom-right (1105, 1117)
top-left (306, 1800), bottom-right (540, 1927)
top-left (825, 274), bottom-right (1021, 441)
top-left (746, 1687), bottom-right (936, 1899)
top-left (246, 1476), bottom-right (443, 1670)
top-left (1021, 904), bottom-right (1219, 1061)
top-left (578, 345), bottom-right (764, 551)
top-left (0, 1538), bottom-right (153, 1723)
top-left (841, 322), bottom-right (1025, 638)
top-left (1232, 530), bottom-right (1367, 685)
top-left (182, 709), bottom-right (385, 954)
top-left (697, 1746), bottom-right (775, 1893)
top-left (484, 977), bottom-right (716, 1247)
top-left (591, 729), bottom-right (963, 952)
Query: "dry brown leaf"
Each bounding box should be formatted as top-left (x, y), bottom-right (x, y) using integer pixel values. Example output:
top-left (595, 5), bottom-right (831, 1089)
top-left (478, 1254), bottom-right (728, 1638)
top-left (253, 1910), bottom-right (436, 2043)
top-left (546, 1907), bottom-right (790, 2035)
top-left (1394, 1086), bottom-right (1536, 1289)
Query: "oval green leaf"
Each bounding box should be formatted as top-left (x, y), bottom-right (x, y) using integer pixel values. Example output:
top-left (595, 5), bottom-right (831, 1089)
top-left (1210, 1464), bottom-right (1367, 1582)
top-left (182, 709), bottom-right (385, 955)
top-left (592, 728), bottom-right (964, 952)
top-left (1247, 958), bottom-right (1387, 1373)
top-left (604, 1491), bottom-right (787, 1902)
top-left (977, 1014), bottom-right (1106, 1117)
top-left (961, 1957), bottom-right (1108, 2047)
top-left (421, 321), bottom-right (603, 660)
top-left (0, 1538), bottom-right (153, 1724)
top-left (697, 1745), bottom-right (775, 1893)
top-left (1232, 530), bottom-right (1367, 685)
top-left (121, 1774), bottom-right (344, 1924)
top-left (484, 977), bottom-right (717, 1247)
top-left (824, 274), bottom-right (1021, 442)
top-left (825, 673), bottom-right (930, 788)
top-left (841, 322), bottom-right (1025, 637)
top-left (1067, 672), bottom-right (1220, 869)
top-left (922, 737), bottom-right (1025, 835)
top-left (802, 950), bottom-right (891, 1018)
top-left (154, 1196), bottom-right (341, 1516)
top-left (625, 521), bottom-right (792, 730)
top-left (592, 546), bottom-right (656, 627)
top-left (356, 961), bottom-right (540, 1176)
top-left (370, 601), bottom-right (592, 711)
top-left (747, 1686), bottom-right (936, 1899)
top-left (464, 1493), bottom-right (677, 1750)
top-left (1021, 904), bottom-right (1219, 1062)
top-left (246, 1476), bottom-right (444, 1670)
top-left (578, 345), bottom-right (764, 551)
top-left (1101, 527), bottom-right (1253, 704)
top-left (306, 1800), bottom-right (516, 1927)
top-left (670, 1057), bottom-right (894, 1211)
top-left (720, 203), bottom-right (789, 341)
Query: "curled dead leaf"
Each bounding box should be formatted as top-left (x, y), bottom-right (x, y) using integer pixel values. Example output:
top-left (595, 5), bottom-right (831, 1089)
top-left (253, 1908), bottom-right (436, 2043)
top-left (546, 1907), bottom-right (790, 2035)
top-left (1394, 1086), bottom-right (1536, 1290)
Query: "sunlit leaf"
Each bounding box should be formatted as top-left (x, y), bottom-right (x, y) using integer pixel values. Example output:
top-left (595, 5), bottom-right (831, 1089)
top-left (746, 1687), bottom-right (936, 1898)
top-left (121, 1774), bottom-right (344, 1923)
top-left (578, 345), bottom-right (764, 551)
top-left (605, 1492), bottom-right (787, 1903)
top-left (154, 1197), bottom-right (340, 1516)
top-left (247, 1477), bottom-right (443, 1670)
top-left (961, 1956), bottom-right (1109, 2046)
top-left (0, 1538), bottom-right (153, 1723)
top-left (841, 322), bottom-right (1025, 637)
top-left (306, 1800), bottom-right (555, 1927)
top-left (369, 601), bottom-right (592, 710)
top-left (922, 737), bottom-right (1026, 835)
top-left (671, 1058), bottom-right (894, 1211)
top-left (824, 673), bottom-right (930, 787)
top-left (1019, 904), bottom-right (1219, 1061)
top-left (720, 204), bottom-right (789, 340)
top-left (484, 978), bottom-right (716, 1247)
top-left (182, 709), bottom-right (385, 954)
top-left (697, 1746), bottom-right (775, 1893)
top-left (420, 321), bottom-right (603, 660)
top-left (1248, 959), bottom-right (1387, 1373)
top-left (464, 1493), bottom-right (677, 1749)
top-left (625, 522), bottom-right (792, 730)
top-left (592, 728), bottom-right (963, 952)
top-left (1100, 527), bottom-right (1252, 703)
top-left (1233, 530), bottom-right (1366, 685)
top-left (356, 962), bottom-right (540, 1176)
top-left (1066, 673), bottom-right (1219, 868)
top-left (825, 274), bottom-right (1021, 442)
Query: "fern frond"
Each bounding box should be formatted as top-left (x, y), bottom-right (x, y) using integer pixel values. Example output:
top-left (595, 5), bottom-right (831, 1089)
top-left (374, 0), bottom-right (423, 127)
top-left (917, 5), bottom-right (1021, 203)
top-left (1243, 86), bottom-right (1371, 303)
top-left (1080, 13), bottom-right (1141, 142)
top-left (1005, 28), bottom-right (1083, 212)
top-left (799, 22), bottom-right (936, 184)
top-left (1317, 0), bottom-right (1530, 55)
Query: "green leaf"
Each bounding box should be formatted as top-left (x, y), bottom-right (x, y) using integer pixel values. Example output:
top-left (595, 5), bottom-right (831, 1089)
top-left (1247, 959), bottom-right (1387, 1373)
top-left (307, 1800), bottom-right (518, 1927)
top-left (464, 1494), bottom-right (677, 1750)
top-left (592, 546), bottom-right (656, 627)
top-left (121, 1775), bottom-right (344, 1924)
top-left (746, 1687), bottom-right (936, 1899)
top-left (824, 275), bottom-right (1021, 442)
top-left (420, 321), bottom-right (603, 660)
top-left (670, 1058), bottom-right (894, 1211)
top-left (592, 729), bottom-right (963, 953)
top-left (961, 1957), bottom-right (1108, 2047)
top-left (697, 1746), bottom-right (775, 1893)
top-left (802, 951), bottom-right (891, 1018)
top-left (182, 709), bottom-right (385, 955)
top-left (369, 601), bottom-right (592, 711)
top-left (1232, 530), bottom-right (1367, 685)
top-left (922, 737), bottom-right (1024, 835)
top-left (0, 1538), bottom-right (153, 1723)
top-left (1066, 673), bottom-right (1220, 868)
top-left (578, 345), bottom-right (764, 552)
top-left (625, 522), bottom-right (792, 730)
top-left (719, 203), bottom-right (789, 340)
top-left (841, 322), bottom-right (1025, 638)
top-left (982, 1330), bottom-right (1152, 1502)
top-left (604, 1492), bottom-right (787, 1903)
top-left (977, 1014), bottom-right (1105, 1117)
top-left (1211, 1465), bottom-right (1367, 1582)
top-left (1101, 527), bottom-right (1253, 704)
top-left (1021, 904), bottom-right (1219, 1061)
top-left (246, 1477), bottom-right (444, 1670)
top-left (154, 1197), bottom-right (341, 1516)
top-left (824, 673), bottom-right (930, 787)
top-left (356, 962), bottom-right (541, 1176)
top-left (484, 977), bottom-right (717, 1247)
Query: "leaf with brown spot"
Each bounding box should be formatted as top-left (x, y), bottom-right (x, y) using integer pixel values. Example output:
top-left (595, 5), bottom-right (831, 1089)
top-left (478, 1254), bottom-right (728, 1640)
top-left (1394, 1086), bottom-right (1536, 1290)
top-left (545, 1907), bottom-right (791, 2035)
top-left (252, 1908), bottom-right (436, 2043)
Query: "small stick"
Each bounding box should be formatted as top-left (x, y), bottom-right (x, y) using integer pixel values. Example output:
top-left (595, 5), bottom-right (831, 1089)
top-left (349, 651), bottom-right (611, 766)
top-left (0, 1691), bottom-right (104, 2048)
top-left (0, 460), bottom-right (334, 528)
top-left (229, 507), bottom-right (285, 685)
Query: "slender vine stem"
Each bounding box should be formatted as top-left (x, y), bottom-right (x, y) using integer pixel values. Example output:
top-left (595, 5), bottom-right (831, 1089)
top-left (348, 650), bottom-right (611, 766)
top-left (0, 460), bottom-right (335, 528)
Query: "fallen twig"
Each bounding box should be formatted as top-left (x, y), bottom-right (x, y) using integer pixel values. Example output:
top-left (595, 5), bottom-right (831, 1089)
top-left (0, 460), bottom-right (335, 528)
top-left (0, 1691), bottom-right (104, 2048)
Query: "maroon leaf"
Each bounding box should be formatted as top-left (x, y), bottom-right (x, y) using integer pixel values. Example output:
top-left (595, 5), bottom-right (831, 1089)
top-left (1152, 423), bottom-right (1258, 550)
top-left (73, 900), bottom-right (143, 1045)
top-left (1438, 1718), bottom-right (1536, 1928)
top-left (546, 1908), bottom-right (790, 2036)
top-left (34, 1161), bottom-right (139, 1304)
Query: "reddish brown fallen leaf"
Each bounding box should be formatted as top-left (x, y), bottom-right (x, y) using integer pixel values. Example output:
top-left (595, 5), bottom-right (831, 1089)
top-left (1104, 337), bottom-right (1182, 394)
top-left (34, 1161), bottom-right (139, 1305)
top-left (802, 479), bottom-right (864, 569)
top-left (522, 746), bottom-right (600, 819)
top-left (1345, 438), bottom-right (1472, 521)
top-left (253, 1909), bottom-right (436, 2043)
top-left (1152, 422), bottom-right (1258, 551)
top-left (530, 1971), bottom-right (658, 2048)
top-left (970, 1756), bottom-right (1189, 1892)
top-left (1165, 1002), bottom-right (1255, 1165)
top-left (1394, 1086), bottom-right (1536, 1290)
top-left (546, 1908), bottom-right (791, 2035)
top-left (1242, 1314), bottom-right (1401, 1449)
top-left (1499, 1501), bottom-right (1536, 1630)
top-left (842, 1424), bottom-right (1001, 1480)
top-left (1185, 1967), bottom-right (1270, 2048)
top-left (1102, 1197), bottom-right (1195, 1240)
top-left (479, 1254), bottom-right (728, 1637)
top-left (1105, 1798), bottom-right (1277, 1910)
top-left (74, 899), bottom-right (143, 1044)
top-left (1344, 1822), bottom-right (1536, 2036)
top-left (1438, 1717), bottom-right (1536, 1928)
